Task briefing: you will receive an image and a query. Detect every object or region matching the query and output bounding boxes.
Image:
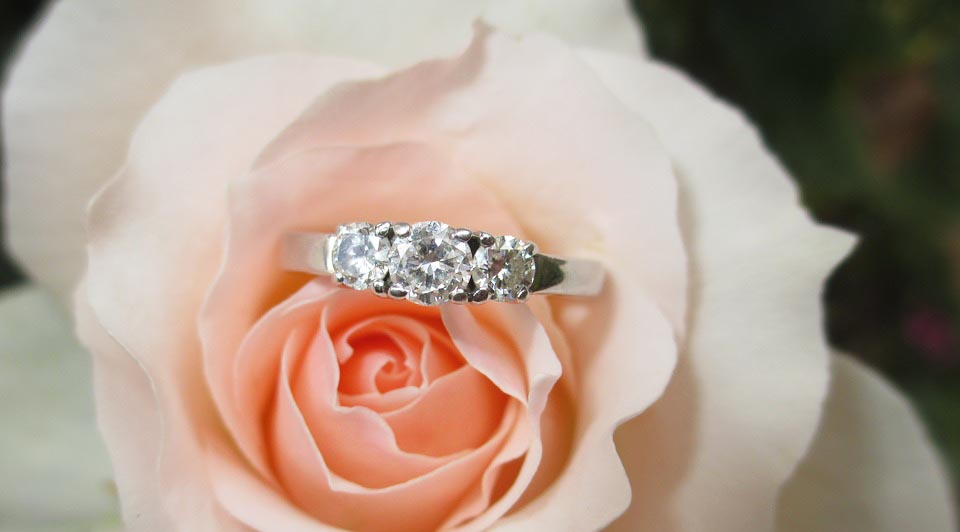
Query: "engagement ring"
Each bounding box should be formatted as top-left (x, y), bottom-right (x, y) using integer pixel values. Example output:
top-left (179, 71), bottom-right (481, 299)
top-left (282, 221), bottom-right (603, 306)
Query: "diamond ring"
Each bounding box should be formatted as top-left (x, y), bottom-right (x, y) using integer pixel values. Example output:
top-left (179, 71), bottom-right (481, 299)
top-left (281, 221), bottom-right (604, 306)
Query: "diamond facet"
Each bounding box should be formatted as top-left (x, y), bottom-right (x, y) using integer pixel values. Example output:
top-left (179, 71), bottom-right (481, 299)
top-left (331, 223), bottom-right (390, 290)
top-left (472, 235), bottom-right (536, 302)
top-left (388, 221), bottom-right (472, 305)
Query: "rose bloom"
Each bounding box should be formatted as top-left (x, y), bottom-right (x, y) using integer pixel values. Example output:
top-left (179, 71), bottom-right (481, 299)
top-left (0, 2), bottom-right (955, 532)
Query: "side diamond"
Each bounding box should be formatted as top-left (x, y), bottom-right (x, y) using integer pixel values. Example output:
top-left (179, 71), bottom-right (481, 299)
top-left (472, 235), bottom-right (536, 302)
top-left (331, 222), bottom-right (390, 290)
top-left (388, 221), bottom-right (472, 305)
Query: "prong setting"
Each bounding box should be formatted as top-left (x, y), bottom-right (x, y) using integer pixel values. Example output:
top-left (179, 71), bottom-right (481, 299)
top-left (374, 222), bottom-right (393, 238)
top-left (452, 228), bottom-right (473, 242)
top-left (393, 222), bottom-right (412, 238)
top-left (328, 221), bottom-right (537, 305)
top-left (470, 289), bottom-right (489, 304)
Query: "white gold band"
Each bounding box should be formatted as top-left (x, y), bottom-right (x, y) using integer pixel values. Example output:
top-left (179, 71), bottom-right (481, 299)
top-left (281, 221), bottom-right (603, 306)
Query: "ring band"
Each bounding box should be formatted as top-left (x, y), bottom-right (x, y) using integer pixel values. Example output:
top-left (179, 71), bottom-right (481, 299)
top-left (282, 221), bottom-right (603, 306)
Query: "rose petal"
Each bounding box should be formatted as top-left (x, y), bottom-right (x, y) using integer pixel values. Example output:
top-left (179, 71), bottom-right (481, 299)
top-left (579, 51), bottom-right (858, 531)
top-left (270, 362), bottom-right (524, 532)
top-left (288, 294), bottom-right (470, 486)
top-left (382, 366), bottom-right (508, 457)
top-left (439, 303), bottom-right (567, 531)
top-left (4, 0), bottom-right (643, 301)
top-left (776, 354), bottom-right (957, 532)
top-left (0, 285), bottom-right (117, 530)
top-left (81, 55), bottom-right (377, 529)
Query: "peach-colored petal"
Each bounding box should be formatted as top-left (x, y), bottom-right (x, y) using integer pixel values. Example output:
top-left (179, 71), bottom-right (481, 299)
top-left (81, 55), bottom-right (378, 530)
top-left (777, 354), bottom-right (957, 532)
top-left (5, 0), bottom-right (641, 301)
top-left (441, 306), bottom-right (528, 403)
top-left (290, 298), bottom-right (465, 487)
top-left (494, 293), bottom-right (677, 532)
top-left (270, 359), bottom-right (525, 532)
top-left (338, 386), bottom-right (422, 413)
top-left (209, 270), bottom-right (562, 531)
top-left (383, 366), bottom-right (508, 457)
top-left (208, 440), bottom-right (343, 532)
top-left (226, 280), bottom-right (337, 477)
top-left (580, 51), bottom-right (857, 532)
top-left (440, 303), bottom-right (567, 531)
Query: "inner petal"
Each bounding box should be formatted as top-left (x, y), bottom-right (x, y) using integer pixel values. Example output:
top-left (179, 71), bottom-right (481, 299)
top-left (384, 366), bottom-right (508, 457)
top-left (333, 314), bottom-right (464, 412)
top-left (338, 334), bottom-right (413, 395)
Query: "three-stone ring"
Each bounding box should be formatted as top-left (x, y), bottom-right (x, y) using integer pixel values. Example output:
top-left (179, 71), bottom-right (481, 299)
top-left (282, 221), bottom-right (604, 306)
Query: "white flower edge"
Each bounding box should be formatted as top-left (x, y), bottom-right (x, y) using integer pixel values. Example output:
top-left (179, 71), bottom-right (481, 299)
top-left (0, 285), bottom-right (120, 531)
top-left (777, 353), bottom-right (957, 532)
top-left (582, 49), bottom-right (954, 531)
top-left (2, 0), bottom-right (643, 303)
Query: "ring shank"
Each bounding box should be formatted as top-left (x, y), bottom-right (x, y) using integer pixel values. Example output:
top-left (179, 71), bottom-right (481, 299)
top-left (282, 232), bottom-right (335, 275)
top-left (281, 232), bottom-right (604, 297)
top-left (531, 255), bottom-right (604, 296)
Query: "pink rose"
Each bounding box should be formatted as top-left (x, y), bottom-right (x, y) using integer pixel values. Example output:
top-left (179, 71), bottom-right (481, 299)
top-left (1, 2), bottom-right (954, 532)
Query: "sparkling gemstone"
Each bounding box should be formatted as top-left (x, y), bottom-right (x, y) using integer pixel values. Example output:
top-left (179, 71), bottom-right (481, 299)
top-left (388, 221), bottom-right (472, 305)
top-left (331, 223), bottom-right (390, 290)
top-left (472, 235), bottom-right (536, 302)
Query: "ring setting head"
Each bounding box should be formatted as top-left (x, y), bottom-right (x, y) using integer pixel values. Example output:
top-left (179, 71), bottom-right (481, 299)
top-left (330, 222), bottom-right (390, 290)
top-left (471, 235), bottom-right (537, 303)
top-left (329, 221), bottom-right (537, 306)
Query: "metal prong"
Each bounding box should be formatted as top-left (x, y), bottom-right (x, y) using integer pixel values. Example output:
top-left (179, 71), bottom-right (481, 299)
top-left (452, 228), bottom-right (473, 242)
top-left (470, 289), bottom-right (489, 304)
top-left (393, 223), bottom-right (412, 238)
top-left (333, 272), bottom-right (346, 284)
top-left (515, 286), bottom-right (530, 302)
top-left (388, 286), bottom-right (408, 300)
top-left (478, 232), bottom-right (495, 247)
top-left (372, 279), bottom-right (388, 297)
top-left (374, 222), bottom-right (393, 238)
top-left (449, 289), bottom-right (469, 304)
top-left (524, 243), bottom-right (537, 256)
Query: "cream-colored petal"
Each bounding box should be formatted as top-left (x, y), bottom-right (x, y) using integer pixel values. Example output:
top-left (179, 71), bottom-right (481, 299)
top-left (3, 0), bottom-right (642, 302)
top-left (777, 354), bottom-right (957, 532)
top-left (0, 285), bottom-right (118, 531)
top-left (581, 51), bottom-right (857, 532)
top-left (81, 56), bottom-right (376, 531)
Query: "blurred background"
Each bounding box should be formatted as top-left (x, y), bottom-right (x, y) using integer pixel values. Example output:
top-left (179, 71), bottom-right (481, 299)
top-left (1, 0), bottom-right (957, 500)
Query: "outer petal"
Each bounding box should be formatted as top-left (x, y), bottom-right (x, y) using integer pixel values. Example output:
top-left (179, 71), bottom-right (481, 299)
top-left (0, 285), bottom-right (117, 531)
top-left (3, 0), bottom-right (642, 301)
top-left (79, 56), bottom-right (377, 530)
top-left (777, 354), bottom-right (957, 532)
top-left (581, 51), bottom-right (858, 532)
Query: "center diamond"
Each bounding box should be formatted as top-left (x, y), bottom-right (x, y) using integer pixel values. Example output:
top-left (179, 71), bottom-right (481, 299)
top-left (388, 221), bottom-right (472, 305)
